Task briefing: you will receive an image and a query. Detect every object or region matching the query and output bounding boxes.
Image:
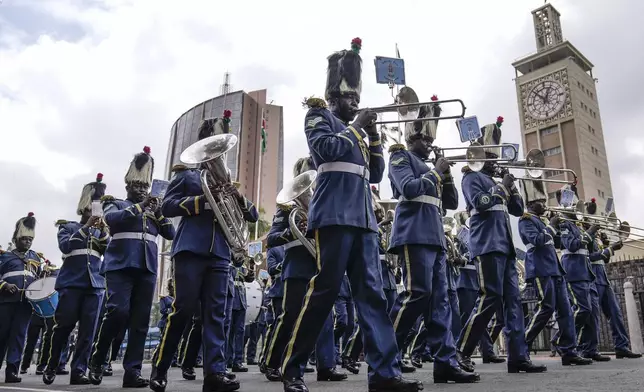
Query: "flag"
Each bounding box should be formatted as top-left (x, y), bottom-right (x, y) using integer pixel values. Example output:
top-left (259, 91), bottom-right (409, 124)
top-left (395, 43), bottom-right (401, 59)
top-left (261, 117), bottom-right (267, 154)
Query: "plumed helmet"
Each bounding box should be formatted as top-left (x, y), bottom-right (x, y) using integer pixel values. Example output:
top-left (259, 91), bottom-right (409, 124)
top-left (13, 212), bottom-right (36, 241)
top-left (77, 173), bottom-right (106, 215)
top-left (325, 38), bottom-right (363, 101)
top-left (519, 179), bottom-right (547, 204)
top-left (125, 146), bottom-right (154, 185)
top-left (476, 116), bottom-right (504, 157)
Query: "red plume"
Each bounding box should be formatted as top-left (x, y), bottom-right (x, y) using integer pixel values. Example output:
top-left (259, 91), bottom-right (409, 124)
top-left (371, 185), bottom-right (377, 191)
top-left (143, 146), bottom-right (151, 154)
top-left (591, 198), bottom-right (596, 203)
top-left (496, 116), bottom-right (504, 124)
top-left (28, 212), bottom-right (34, 217)
top-left (350, 37), bottom-right (362, 53)
top-left (431, 95), bottom-right (438, 101)
top-left (96, 173), bottom-right (104, 182)
top-left (223, 109), bottom-right (232, 118)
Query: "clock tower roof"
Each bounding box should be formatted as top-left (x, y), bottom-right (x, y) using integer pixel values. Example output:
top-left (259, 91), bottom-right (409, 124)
top-left (512, 40), bottom-right (593, 76)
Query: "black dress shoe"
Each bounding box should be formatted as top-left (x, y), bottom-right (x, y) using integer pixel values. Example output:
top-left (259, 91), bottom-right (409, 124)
top-left (5, 371), bottom-right (21, 383)
top-left (43, 370), bottom-right (56, 385)
top-left (19, 369), bottom-right (27, 375)
top-left (203, 373), bottom-right (240, 392)
top-left (265, 368), bottom-right (282, 382)
top-left (56, 368), bottom-right (69, 375)
top-left (150, 378), bottom-right (167, 392)
top-left (400, 360), bottom-right (416, 373)
top-left (615, 349), bottom-right (643, 359)
top-left (456, 353), bottom-right (475, 373)
top-left (182, 367), bottom-right (197, 381)
top-left (104, 363), bottom-right (114, 376)
top-left (35, 368), bottom-right (44, 376)
top-left (342, 358), bottom-right (360, 375)
top-left (316, 368), bottom-right (347, 381)
top-left (585, 354), bottom-right (611, 362)
top-left (88, 366), bottom-right (103, 385)
top-left (225, 371), bottom-right (236, 380)
top-left (283, 377), bottom-right (308, 392)
top-left (303, 366), bottom-right (315, 373)
top-left (122, 374), bottom-right (150, 388)
top-left (482, 355), bottom-right (506, 364)
top-left (368, 376), bottom-right (423, 392)
top-left (507, 360), bottom-right (547, 373)
top-left (247, 359), bottom-right (258, 365)
top-left (259, 362), bottom-right (267, 374)
top-left (70, 373), bottom-right (91, 385)
top-left (421, 355), bottom-right (434, 363)
top-left (562, 355), bottom-right (593, 366)
top-left (410, 356), bottom-right (423, 368)
top-left (434, 366), bottom-right (481, 383)
top-left (231, 363), bottom-right (248, 372)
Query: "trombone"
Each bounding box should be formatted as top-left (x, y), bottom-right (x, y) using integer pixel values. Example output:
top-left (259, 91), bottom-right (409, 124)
top-left (427, 142), bottom-right (519, 171)
top-left (275, 170), bottom-right (317, 258)
top-left (493, 149), bottom-right (578, 184)
top-left (360, 99), bottom-right (467, 125)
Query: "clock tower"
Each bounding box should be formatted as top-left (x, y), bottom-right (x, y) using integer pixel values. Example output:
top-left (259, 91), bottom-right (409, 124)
top-left (512, 3), bottom-right (614, 214)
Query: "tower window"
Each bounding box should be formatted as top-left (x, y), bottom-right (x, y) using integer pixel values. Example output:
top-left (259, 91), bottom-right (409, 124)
top-left (541, 126), bottom-right (558, 136)
top-left (543, 146), bottom-right (562, 156)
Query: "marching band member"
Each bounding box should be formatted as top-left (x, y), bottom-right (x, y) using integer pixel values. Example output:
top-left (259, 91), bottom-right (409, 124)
top-left (386, 93), bottom-right (478, 383)
top-left (585, 200), bottom-right (641, 359)
top-left (556, 189), bottom-right (608, 361)
top-left (89, 147), bottom-right (176, 387)
top-left (518, 179), bottom-right (591, 366)
top-left (281, 38), bottom-right (420, 392)
top-left (263, 157), bottom-right (344, 382)
top-left (259, 243), bottom-right (285, 375)
top-left (150, 113), bottom-right (257, 392)
top-left (456, 119), bottom-right (546, 374)
top-left (0, 213), bottom-right (43, 383)
top-left (226, 254), bottom-right (255, 372)
top-left (43, 173), bottom-right (112, 385)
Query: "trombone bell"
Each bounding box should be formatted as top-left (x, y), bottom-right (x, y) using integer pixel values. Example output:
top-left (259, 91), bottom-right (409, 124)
top-left (363, 99), bottom-right (467, 125)
top-left (275, 170), bottom-right (318, 258)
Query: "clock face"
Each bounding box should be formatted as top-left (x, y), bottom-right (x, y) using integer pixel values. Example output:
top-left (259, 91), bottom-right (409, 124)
top-left (525, 80), bottom-right (567, 120)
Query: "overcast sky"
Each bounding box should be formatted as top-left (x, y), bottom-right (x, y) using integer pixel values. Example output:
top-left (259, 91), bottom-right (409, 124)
top-left (1, 0), bottom-right (643, 260)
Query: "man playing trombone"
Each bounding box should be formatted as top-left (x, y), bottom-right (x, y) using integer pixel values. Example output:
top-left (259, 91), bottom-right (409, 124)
top-left (280, 38), bottom-right (420, 392)
top-left (518, 180), bottom-right (591, 366)
top-left (149, 114), bottom-right (258, 392)
top-left (456, 119), bottom-right (546, 374)
top-left (386, 101), bottom-right (478, 383)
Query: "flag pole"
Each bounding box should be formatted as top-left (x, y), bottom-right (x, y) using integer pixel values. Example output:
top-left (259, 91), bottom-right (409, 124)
top-left (254, 108), bottom-right (265, 241)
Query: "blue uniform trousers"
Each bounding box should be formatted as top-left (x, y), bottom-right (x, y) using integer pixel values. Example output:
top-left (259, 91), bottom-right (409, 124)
top-left (226, 308), bottom-right (246, 366)
top-left (456, 289), bottom-right (496, 357)
top-left (333, 296), bottom-right (355, 363)
top-left (342, 288), bottom-right (397, 361)
top-left (280, 226), bottom-right (400, 382)
top-left (91, 268), bottom-right (156, 376)
top-left (245, 320), bottom-right (265, 362)
top-left (94, 298), bottom-right (125, 366)
top-left (46, 288), bottom-right (104, 375)
top-left (21, 316), bottom-right (67, 372)
top-left (260, 299), bottom-right (282, 365)
top-left (223, 288), bottom-right (234, 357)
top-left (595, 283), bottom-right (629, 351)
top-left (264, 278), bottom-right (335, 371)
top-left (0, 301), bottom-right (32, 374)
top-left (152, 253), bottom-right (228, 377)
top-left (181, 315), bottom-right (204, 369)
top-left (411, 289), bottom-right (461, 359)
top-left (566, 281), bottom-right (599, 357)
top-left (457, 253), bottom-right (528, 363)
top-left (390, 246), bottom-right (459, 369)
top-left (524, 276), bottom-right (577, 357)
top-left (39, 317), bottom-right (72, 371)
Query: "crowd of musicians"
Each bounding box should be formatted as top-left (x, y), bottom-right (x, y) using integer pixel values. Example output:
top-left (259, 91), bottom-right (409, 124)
top-left (1, 36), bottom-right (642, 392)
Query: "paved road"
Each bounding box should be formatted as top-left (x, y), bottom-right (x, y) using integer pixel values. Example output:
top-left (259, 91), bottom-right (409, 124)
top-left (0, 355), bottom-right (642, 392)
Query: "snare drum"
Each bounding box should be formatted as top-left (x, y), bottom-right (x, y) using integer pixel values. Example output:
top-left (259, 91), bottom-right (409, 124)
top-left (244, 280), bottom-right (263, 325)
top-left (25, 277), bottom-right (59, 318)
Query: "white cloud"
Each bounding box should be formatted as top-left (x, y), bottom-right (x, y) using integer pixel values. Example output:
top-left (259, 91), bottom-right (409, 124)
top-left (1, 0), bottom-right (643, 257)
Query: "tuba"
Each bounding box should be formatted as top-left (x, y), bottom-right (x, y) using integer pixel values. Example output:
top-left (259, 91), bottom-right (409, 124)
top-left (443, 217), bottom-right (462, 277)
top-left (180, 134), bottom-right (249, 254)
top-left (275, 170), bottom-right (317, 258)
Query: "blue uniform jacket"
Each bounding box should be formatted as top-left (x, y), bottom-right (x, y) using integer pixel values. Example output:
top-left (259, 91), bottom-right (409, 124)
top-left (589, 238), bottom-right (612, 286)
top-left (266, 207), bottom-right (317, 280)
top-left (0, 250), bottom-right (43, 303)
top-left (388, 149), bottom-right (458, 251)
top-left (378, 227), bottom-right (397, 291)
top-left (461, 169), bottom-right (523, 258)
top-left (266, 246), bottom-right (284, 299)
top-left (455, 230), bottom-right (478, 291)
top-left (518, 214), bottom-right (565, 280)
top-left (305, 107), bottom-right (384, 233)
top-left (157, 295), bottom-right (173, 329)
top-left (56, 220), bottom-right (109, 290)
top-left (162, 168), bottom-right (258, 260)
top-left (232, 264), bottom-right (255, 310)
top-left (102, 197), bottom-right (175, 274)
top-left (560, 221), bottom-right (595, 283)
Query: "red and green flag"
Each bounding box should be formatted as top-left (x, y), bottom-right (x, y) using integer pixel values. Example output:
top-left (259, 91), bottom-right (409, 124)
top-left (261, 117), bottom-right (267, 154)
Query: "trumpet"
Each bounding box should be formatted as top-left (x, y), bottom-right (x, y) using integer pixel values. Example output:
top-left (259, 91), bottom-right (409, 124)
top-left (275, 170), bottom-right (317, 258)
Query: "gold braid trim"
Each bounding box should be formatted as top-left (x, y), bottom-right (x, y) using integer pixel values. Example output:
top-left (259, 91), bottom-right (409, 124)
top-left (388, 143), bottom-right (406, 153)
top-left (302, 97), bottom-right (327, 109)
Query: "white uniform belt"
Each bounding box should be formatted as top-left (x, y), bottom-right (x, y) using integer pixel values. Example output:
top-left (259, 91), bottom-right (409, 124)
top-left (460, 264), bottom-right (476, 271)
top-left (1, 270), bottom-right (37, 280)
top-left (379, 255), bottom-right (387, 261)
top-left (317, 162), bottom-right (369, 181)
top-left (284, 240), bottom-right (303, 250)
top-left (63, 249), bottom-right (102, 259)
top-left (112, 232), bottom-right (157, 242)
top-left (399, 195), bottom-right (441, 207)
top-left (562, 249), bottom-right (589, 256)
top-left (591, 260), bottom-right (605, 266)
top-left (525, 240), bottom-right (554, 251)
top-left (470, 205), bottom-right (507, 216)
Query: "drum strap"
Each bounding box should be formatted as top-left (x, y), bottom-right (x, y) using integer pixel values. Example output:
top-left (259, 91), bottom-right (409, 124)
top-left (1, 270), bottom-right (37, 280)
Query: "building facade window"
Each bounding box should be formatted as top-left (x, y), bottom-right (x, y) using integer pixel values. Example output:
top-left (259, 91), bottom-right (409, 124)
top-left (543, 146), bottom-right (562, 156)
top-left (541, 126), bottom-right (558, 136)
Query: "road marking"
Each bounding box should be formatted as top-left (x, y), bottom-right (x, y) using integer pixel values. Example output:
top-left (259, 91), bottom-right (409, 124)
top-left (0, 387), bottom-right (71, 392)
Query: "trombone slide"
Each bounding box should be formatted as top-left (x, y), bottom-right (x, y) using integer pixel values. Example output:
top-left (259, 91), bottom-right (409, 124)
top-left (360, 99), bottom-right (467, 125)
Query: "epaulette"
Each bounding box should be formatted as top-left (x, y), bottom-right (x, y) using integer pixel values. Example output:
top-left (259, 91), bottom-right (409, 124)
top-left (36, 252), bottom-right (45, 259)
top-left (520, 213), bottom-right (531, 220)
top-left (171, 164), bottom-right (189, 172)
top-left (388, 143), bottom-right (406, 153)
top-left (461, 165), bottom-right (473, 174)
top-left (302, 96), bottom-right (327, 109)
top-left (277, 204), bottom-right (293, 212)
top-left (55, 219), bottom-right (68, 226)
top-left (101, 195), bottom-right (115, 202)
top-left (0, 249), bottom-right (5, 254)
